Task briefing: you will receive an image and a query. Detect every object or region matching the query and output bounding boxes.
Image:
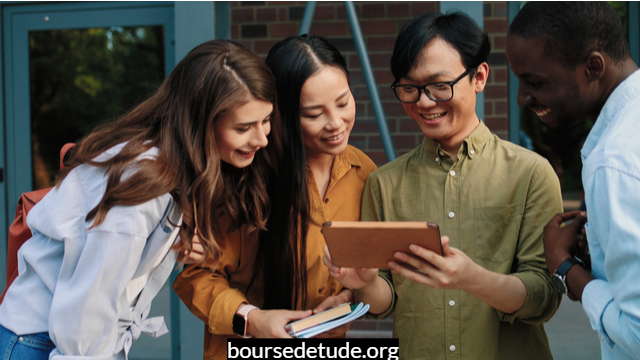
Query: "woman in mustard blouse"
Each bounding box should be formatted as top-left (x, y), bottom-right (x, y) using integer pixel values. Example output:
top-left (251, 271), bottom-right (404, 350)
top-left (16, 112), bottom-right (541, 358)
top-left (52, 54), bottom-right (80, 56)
top-left (174, 35), bottom-right (377, 359)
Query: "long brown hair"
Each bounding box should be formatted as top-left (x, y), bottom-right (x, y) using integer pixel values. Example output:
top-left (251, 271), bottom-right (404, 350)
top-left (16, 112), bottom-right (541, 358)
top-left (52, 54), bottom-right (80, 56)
top-left (56, 40), bottom-right (281, 264)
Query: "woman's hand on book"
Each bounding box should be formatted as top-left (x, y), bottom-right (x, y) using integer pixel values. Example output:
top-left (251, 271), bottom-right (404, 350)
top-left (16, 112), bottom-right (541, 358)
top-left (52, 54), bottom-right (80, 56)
top-left (323, 245), bottom-right (378, 290)
top-left (247, 309), bottom-right (312, 338)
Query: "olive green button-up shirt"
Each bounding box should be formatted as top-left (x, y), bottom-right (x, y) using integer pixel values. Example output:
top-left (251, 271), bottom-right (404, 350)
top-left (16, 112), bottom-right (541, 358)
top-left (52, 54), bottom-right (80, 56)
top-left (362, 122), bottom-right (563, 360)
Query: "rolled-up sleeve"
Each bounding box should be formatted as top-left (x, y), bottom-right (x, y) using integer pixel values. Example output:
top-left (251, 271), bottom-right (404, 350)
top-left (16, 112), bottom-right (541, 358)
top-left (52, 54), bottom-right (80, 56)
top-left (173, 225), bottom-right (254, 335)
top-left (498, 161), bottom-right (562, 324)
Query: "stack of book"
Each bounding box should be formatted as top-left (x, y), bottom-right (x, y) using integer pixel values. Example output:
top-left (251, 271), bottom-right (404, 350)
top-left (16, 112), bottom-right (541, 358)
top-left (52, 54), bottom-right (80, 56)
top-left (284, 302), bottom-right (370, 338)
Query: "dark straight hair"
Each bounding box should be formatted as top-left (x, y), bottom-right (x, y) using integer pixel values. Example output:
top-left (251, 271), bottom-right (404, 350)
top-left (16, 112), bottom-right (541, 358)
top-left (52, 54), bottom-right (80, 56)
top-left (391, 11), bottom-right (490, 83)
top-left (259, 35), bottom-right (349, 310)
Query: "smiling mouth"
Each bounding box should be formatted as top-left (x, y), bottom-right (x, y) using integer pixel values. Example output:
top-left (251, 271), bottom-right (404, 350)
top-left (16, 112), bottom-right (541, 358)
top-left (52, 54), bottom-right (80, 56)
top-left (325, 132), bottom-right (344, 141)
top-left (421, 112), bottom-right (446, 120)
top-left (534, 108), bottom-right (551, 117)
top-left (237, 149), bottom-right (257, 156)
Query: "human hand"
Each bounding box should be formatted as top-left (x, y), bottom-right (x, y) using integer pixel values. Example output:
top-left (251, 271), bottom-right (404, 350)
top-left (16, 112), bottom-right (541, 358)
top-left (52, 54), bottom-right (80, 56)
top-left (310, 290), bottom-right (354, 338)
top-left (543, 211), bottom-right (588, 273)
top-left (247, 309), bottom-right (312, 338)
top-left (176, 231), bottom-right (205, 265)
top-left (389, 236), bottom-right (477, 290)
top-left (323, 245), bottom-right (378, 290)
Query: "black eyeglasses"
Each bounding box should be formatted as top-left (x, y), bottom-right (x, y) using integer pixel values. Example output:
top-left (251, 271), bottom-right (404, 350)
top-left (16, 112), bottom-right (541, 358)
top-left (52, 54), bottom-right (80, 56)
top-left (391, 68), bottom-right (474, 103)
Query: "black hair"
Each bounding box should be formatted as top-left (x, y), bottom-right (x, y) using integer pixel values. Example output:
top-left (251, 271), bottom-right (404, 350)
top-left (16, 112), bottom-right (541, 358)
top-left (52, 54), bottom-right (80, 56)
top-left (258, 35), bottom-right (349, 310)
top-left (390, 11), bottom-right (490, 83)
top-left (509, 2), bottom-right (630, 67)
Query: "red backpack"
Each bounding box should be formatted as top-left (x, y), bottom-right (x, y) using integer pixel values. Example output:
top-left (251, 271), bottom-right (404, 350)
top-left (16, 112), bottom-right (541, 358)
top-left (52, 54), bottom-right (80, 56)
top-left (0, 143), bottom-right (74, 303)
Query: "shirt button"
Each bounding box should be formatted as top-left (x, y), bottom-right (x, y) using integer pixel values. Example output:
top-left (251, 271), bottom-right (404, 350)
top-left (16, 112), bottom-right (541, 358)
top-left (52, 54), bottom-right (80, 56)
top-left (18, 337), bottom-right (24, 341)
top-left (449, 344), bottom-right (456, 352)
top-left (449, 299), bottom-right (456, 307)
top-left (449, 170), bottom-right (456, 176)
top-left (324, 198), bottom-right (329, 203)
top-left (319, 287), bottom-right (325, 293)
top-left (470, 149), bottom-right (475, 155)
top-left (435, 157), bottom-right (440, 163)
top-left (448, 211), bottom-right (455, 218)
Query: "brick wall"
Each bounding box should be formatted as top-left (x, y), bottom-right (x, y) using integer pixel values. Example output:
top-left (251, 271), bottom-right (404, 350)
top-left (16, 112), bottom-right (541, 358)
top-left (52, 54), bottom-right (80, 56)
top-left (230, 1), bottom-right (511, 167)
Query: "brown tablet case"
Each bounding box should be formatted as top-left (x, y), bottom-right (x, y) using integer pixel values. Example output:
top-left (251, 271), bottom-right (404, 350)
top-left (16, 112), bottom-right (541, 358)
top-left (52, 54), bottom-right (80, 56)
top-left (322, 221), bottom-right (442, 269)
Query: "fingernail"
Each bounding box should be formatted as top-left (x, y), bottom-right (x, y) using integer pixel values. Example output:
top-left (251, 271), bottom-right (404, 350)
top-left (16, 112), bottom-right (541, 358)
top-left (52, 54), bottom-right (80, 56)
top-left (389, 262), bottom-right (396, 270)
top-left (409, 245), bottom-right (417, 252)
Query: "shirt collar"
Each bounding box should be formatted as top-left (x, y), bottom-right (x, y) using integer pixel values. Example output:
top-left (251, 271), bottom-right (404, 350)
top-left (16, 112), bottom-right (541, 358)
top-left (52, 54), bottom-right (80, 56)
top-left (581, 69), bottom-right (640, 162)
top-left (421, 120), bottom-right (491, 162)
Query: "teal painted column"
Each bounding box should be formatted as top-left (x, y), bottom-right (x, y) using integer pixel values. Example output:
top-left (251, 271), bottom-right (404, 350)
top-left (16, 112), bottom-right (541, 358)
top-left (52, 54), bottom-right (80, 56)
top-left (172, 3), bottom-right (216, 359)
top-left (439, 1), bottom-right (484, 122)
top-left (507, 1), bottom-right (521, 145)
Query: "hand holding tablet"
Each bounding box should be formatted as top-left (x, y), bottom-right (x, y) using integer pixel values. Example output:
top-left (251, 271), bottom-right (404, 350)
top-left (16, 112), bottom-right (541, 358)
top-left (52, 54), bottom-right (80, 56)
top-left (322, 221), bottom-right (442, 269)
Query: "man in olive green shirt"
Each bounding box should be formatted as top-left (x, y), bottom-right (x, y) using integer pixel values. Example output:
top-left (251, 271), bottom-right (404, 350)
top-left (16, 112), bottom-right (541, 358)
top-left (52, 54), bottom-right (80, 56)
top-left (325, 12), bottom-right (562, 360)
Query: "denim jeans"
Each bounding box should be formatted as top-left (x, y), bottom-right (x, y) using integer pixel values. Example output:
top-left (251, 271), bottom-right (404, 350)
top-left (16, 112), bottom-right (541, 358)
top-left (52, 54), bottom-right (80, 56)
top-left (0, 324), bottom-right (55, 360)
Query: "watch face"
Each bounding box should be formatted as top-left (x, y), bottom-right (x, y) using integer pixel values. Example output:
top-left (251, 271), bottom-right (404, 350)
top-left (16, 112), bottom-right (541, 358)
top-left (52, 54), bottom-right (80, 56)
top-left (232, 314), bottom-right (246, 336)
top-left (552, 274), bottom-right (568, 294)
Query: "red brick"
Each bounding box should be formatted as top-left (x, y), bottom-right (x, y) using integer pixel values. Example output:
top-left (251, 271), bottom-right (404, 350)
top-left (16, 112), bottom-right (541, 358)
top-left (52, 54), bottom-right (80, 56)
top-left (352, 85), bottom-right (370, 101)
top-left (484, 101), bottom-right (494, 115)
top-left (315, 4), bottom-right (336, 20)
top-left (371, 134), bottom-right (416, 150)
top-left (349, 70), bottom-right (365, 86)
top-left (233, 8), bottom-right (254, 23)
top-left (412, 2), bottom-right (437, 16)
top-left (379, 101), bottom-right (408, 116)
top-left (388, 3), bottom-right (410, 17)
top-left (236, 40), bottom-right (253, 52)
top-left (495, 100), bottom-right (508, 115)
top-left (483, 84), bottom-right (508, 99)
top-left (373, 69), bottom-right (394, 85)
top-left (231, 24), bottom-right (239, 39)
top-left (257, 7), bottom-right (277, 22)
top-left (495, 2), bottom-right (508, 17)
top-left (363, 150), bottom-right (389, 165)
top-left (366, 36), bottom-right (396, 51)
top-left (484, 19), bottom-right (507, 34)
top-left (360, 19), bottom-right (397, 35)
top-left (278, 7), bottom-right (287, 21)
top-left (310, 21), bottom-right (348, 36)
top-left (493, 34), bottom-right (506, 51)
top-left (362, 3), bottom-right (385, 18)
top-left (355, 102), bottom-right (366, 116)
top-left (354, 118), bottom-right (397, 133)
top-left (484, 117), bottom-right (508, 131)
top-left (399, 118), bottom-right (419, 132)
top-left (494, 68), bottom-right (508, 83)
top-left (254, 39), bottom-right (278, 54)
top-left (270, 23), bottom-right (298, 37)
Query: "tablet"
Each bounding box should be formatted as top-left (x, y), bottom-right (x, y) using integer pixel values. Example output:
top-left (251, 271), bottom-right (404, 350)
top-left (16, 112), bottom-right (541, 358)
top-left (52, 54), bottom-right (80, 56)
top-left (321, 221), bottom-right (442, 269)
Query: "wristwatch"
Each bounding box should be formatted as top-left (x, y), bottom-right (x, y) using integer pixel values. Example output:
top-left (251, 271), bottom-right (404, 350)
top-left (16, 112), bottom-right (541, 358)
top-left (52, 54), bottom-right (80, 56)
top-left (232, 304), bottom-right (259, 338)
top-left (552, 257), bottom-right (585, 294)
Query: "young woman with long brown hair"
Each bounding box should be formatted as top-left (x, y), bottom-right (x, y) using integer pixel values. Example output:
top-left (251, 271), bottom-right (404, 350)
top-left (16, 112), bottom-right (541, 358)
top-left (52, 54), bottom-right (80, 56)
top-left (0, 39), bottom-right (281, 360)
top-left (174, 35), bottom-right (377, 359)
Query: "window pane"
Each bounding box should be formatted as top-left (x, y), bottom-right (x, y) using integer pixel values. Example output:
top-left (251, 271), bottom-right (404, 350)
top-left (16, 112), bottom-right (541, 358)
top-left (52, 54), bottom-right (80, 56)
top-left (29, 26), bottom-right (165, 189)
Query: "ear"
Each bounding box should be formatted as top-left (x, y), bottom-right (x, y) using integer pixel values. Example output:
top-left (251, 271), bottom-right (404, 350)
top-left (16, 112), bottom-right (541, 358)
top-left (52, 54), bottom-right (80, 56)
top-left (473, 62), bottom-right (489, 93)
top-left (585, 51), bottom-right (605, 82)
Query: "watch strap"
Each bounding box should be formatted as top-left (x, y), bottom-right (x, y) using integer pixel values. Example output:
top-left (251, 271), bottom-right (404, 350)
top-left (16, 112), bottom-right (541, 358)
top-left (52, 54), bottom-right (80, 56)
top-left (234, 304), bottom-right (258, 338)
top-left (556, 256), bottom-right (584, 276)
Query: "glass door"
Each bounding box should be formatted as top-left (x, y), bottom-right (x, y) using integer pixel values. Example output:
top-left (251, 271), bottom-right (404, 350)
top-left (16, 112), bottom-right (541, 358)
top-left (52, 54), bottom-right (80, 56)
top-left (3, 2), bottom-right (174, 359)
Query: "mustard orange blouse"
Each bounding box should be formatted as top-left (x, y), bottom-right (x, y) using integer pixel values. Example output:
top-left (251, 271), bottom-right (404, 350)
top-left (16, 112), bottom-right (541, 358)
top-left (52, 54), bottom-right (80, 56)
top-left (173, 145), bottom-right (377, 360)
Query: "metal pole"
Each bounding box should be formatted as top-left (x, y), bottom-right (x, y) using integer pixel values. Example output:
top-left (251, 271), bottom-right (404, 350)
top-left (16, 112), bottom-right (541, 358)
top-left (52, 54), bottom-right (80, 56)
top-left (343, 1), bottom-right (396, 161)
top-left (299, 1), bottom-right (317, 36)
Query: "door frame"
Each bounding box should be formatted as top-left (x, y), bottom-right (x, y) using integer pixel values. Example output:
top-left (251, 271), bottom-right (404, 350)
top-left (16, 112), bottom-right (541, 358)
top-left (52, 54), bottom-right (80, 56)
top-left (0, 1), bottom-right (225, 358)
